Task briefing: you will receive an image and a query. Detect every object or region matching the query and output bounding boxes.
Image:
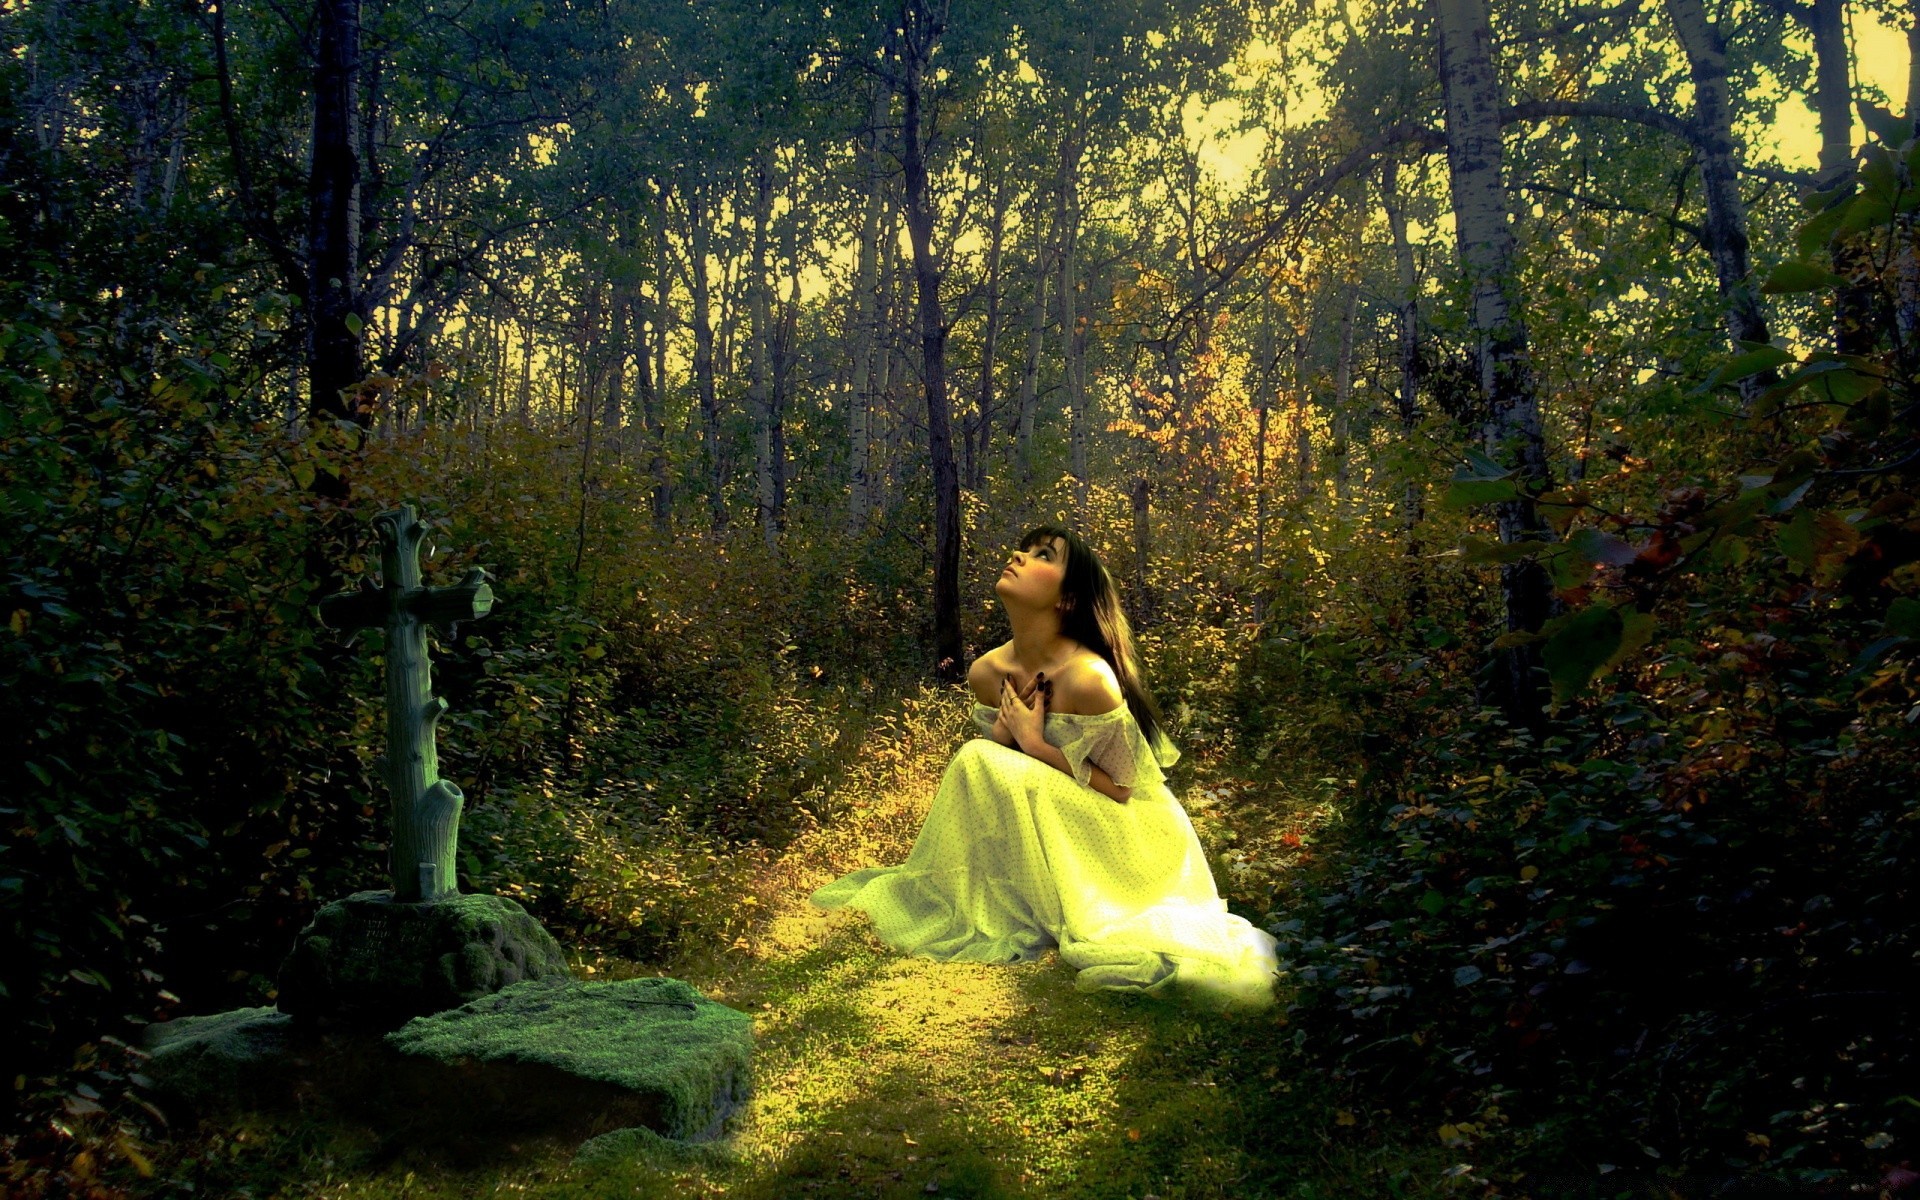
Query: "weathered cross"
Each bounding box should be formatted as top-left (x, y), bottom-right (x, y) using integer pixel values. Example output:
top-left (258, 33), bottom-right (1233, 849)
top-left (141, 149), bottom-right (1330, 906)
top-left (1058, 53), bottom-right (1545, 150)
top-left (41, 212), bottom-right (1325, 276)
top-left (319, 504), bottom-right (494, 903)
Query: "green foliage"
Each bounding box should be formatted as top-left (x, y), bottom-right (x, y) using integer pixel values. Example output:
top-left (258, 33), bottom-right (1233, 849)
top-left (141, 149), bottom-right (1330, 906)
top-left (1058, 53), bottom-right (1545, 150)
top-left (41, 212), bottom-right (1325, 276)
top-left (0, 277), bottom-right (948, 1189)
top-left (1244, 122), bottom-right (1920, 1190)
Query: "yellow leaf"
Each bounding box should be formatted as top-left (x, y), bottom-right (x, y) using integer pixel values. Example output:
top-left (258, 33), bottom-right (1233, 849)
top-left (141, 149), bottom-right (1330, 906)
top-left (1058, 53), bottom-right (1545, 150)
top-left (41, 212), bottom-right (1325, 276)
top-left (1520, 866), bottom-right (1539, 881)
top-left (9, 609), bottom-right (28, 635)
top-left (116, 1135), bottom-right (154, 1178)
top-left (1336, 1110), bottom-right (1357, 1126)
top-left (1126, 1128), bottom-right (1142, 1141)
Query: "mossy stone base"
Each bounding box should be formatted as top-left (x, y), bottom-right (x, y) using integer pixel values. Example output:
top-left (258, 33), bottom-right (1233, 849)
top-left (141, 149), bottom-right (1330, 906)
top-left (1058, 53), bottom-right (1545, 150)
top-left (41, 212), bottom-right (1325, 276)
top-left (387, 976), bottom-right (754, 1141)
top-left (277, 890), bottom-right (568, 1029)
top-left (140, 977), bottom-right (750, 1151)
top-left (142, 1006), bottom-right (297, 1110)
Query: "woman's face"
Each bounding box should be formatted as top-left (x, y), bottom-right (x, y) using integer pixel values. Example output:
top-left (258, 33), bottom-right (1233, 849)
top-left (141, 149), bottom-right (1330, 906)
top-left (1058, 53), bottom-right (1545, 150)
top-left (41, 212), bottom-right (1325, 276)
top-left (995, 535), bottom-right (1069, 610)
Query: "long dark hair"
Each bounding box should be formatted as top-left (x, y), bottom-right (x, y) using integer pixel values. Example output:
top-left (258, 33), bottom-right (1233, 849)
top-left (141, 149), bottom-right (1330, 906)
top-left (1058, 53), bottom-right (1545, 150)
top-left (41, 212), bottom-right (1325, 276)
top-left (1018, 525), bottom-right (1169, 753)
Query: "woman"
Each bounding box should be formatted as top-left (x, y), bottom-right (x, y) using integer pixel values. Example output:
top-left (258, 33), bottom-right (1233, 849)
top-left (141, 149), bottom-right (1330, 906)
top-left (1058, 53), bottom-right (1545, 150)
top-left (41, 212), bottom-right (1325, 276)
top-left (810, 525), bottom-right (1280, 1010)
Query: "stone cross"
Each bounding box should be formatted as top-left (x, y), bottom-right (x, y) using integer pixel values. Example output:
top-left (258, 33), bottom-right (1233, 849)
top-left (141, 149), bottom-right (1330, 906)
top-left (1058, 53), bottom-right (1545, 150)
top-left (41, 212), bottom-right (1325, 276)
top-left (319, 504), bottom-right (494, 903)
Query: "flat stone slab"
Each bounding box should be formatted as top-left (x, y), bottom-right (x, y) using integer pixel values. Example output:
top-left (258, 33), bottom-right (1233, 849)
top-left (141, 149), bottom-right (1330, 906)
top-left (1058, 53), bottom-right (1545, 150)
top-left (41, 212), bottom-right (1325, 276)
top-left (387, 976), bottom-right (753, 1142)
top-left (140, 977), bottom-right (752, 1150)
top-left (142, 1006), bottom-right (299, 1109)
top-left (277, 890), bottom-right (569, 1029)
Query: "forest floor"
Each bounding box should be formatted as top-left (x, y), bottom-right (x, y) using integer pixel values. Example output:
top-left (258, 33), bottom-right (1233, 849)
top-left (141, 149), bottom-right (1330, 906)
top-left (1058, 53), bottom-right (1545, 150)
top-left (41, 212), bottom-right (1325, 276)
top-left (137, 727), bottom-right (1475, 1200)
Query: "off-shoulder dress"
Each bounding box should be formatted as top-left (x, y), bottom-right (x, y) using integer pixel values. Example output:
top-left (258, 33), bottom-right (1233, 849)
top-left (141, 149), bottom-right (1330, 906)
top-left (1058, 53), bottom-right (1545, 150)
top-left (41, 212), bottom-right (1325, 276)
top-left (808, 699), bottom-right (1280, 1010)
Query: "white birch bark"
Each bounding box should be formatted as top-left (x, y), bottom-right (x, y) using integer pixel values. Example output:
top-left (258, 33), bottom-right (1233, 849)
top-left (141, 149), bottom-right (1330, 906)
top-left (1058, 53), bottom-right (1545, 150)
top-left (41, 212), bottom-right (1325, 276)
top-left (1433, 0), bottom-right (1554, 722)
top-left (1057, 130), bottom-right (1088, 521)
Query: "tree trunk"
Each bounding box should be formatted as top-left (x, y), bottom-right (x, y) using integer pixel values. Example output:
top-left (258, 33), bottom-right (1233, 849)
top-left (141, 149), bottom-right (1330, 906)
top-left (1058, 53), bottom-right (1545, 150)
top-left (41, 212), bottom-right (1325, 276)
top-left (748, 153), bottom-right (778, 551)
top-left (515, 319), bottom-right (532, 423)
top-left (1433, 0), bottom-right (1554, 726)
top-left (629, 278), bottom-right (653, 453)
top-left (650, 178), bottom-right (674, 530)
top-left (1898, 1), bottom-right (1920, 379)
top-left (687, 182), bottom-right (727, 532)
top-left (896, 0), bottom-right (963, 682)
top-left (1057, 130), bottom-right (1089, 522)
top-left (1911, 0), bottom-right (1920, 143)
top-left (306, 0), bottom-right (365, 456)
top-left (1810, 0), bottom-right (1853, 184)
top-left (1017, 192), bottom-right (1049, 487)
top-left (1291, 329), bottom-right (1314, 503)
top-left (974, 168), bottom-right (1009, 497)
top-left (1130, 477), bottom-right (1151, 623)
top-left (1253, 391), bottom-right (1271, 624)
top-left (1251, 306), bottom-right (1277, 624)
top-left (1804, 0), bottom-right (1873, 354)
top-left (1381, 161), bottom-right (1428, 612)
top-left (595, 273), bottom-right (622, 435)
top-left (1381, 162), bottom-right (1424, 538)
top-left (846, 87), bottom-right (886, 536)
top-left (873, 216), bottom-right (902, 520)
top-left (1332, 282), bottom-right (1358, 518)
top-left (772, 210), bottom-right (799, 536)
top-left (1665, 0), bottom-right (1775, 403)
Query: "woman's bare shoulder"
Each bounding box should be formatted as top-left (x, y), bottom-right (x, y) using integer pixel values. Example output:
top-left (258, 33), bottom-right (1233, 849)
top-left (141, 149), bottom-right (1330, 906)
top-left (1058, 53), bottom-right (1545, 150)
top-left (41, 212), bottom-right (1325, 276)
top-left (1052, 653), bottom-right (1124, 715)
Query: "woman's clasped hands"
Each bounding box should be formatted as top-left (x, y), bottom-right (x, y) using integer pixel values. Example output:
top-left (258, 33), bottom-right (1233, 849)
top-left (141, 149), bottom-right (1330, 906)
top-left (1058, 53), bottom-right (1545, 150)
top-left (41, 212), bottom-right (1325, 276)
top-left (997, 671), bottom-right (1052, 752)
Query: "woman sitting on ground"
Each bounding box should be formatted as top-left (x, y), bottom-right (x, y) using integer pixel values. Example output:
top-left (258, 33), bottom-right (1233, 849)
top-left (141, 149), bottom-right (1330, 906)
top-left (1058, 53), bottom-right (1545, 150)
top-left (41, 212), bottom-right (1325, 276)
top-left (811, 524), bottom-right (1280, 1010)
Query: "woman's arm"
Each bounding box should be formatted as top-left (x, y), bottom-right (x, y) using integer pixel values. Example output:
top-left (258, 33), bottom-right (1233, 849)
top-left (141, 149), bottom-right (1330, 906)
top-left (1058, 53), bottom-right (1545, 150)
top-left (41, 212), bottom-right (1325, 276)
top-left (1007, 662), bottom-right (1133, 804)
top-left (994, 660), bottom-right (1133, 803)
top-left (1015, 737), bottom-right (1132, 803)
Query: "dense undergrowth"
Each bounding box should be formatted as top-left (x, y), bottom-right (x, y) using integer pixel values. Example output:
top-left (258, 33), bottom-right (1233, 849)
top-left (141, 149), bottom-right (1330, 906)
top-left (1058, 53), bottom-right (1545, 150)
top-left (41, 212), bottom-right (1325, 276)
top-left (1225, 148), bottom-right (1920, 1191)
top-left (0, 233), bottom-right (968, 1185)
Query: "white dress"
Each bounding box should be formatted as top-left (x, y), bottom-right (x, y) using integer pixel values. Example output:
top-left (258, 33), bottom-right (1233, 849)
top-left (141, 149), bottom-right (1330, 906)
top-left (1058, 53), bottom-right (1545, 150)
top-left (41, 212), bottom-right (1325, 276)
top-left (810, 699), bottom-right (1280, 1010)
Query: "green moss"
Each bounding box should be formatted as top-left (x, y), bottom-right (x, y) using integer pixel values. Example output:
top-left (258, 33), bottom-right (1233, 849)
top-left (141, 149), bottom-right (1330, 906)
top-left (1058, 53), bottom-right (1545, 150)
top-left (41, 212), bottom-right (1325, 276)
top-left (277, 890), bottom-right (570, 1027)
top-left (572, 1124), bottom-right (738, 1169)
top-left (386, 976), bottom-right (753, 1141)
top-left (142, 1006), bottom-right (296, 1110)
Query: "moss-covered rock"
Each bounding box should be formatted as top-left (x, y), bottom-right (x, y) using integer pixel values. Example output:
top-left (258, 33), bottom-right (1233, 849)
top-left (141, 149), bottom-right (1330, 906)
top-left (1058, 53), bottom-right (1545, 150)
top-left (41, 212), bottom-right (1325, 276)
top-left (572, 1123), bottom-right (740, 1169)
top-left (277, 890), bottom-right (568, 1028)
top-left (386, 976), bottom-right (753, 1141)
top-left (141, 1006), bottom-right (299, 1110)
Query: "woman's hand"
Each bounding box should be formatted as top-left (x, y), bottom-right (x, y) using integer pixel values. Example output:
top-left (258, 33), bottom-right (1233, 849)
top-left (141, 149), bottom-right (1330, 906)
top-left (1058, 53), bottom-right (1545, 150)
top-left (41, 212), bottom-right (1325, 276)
top-left (999, 671), bottom-right (1048, 754)
top-left (989, 674), bottom-right (1039, 746)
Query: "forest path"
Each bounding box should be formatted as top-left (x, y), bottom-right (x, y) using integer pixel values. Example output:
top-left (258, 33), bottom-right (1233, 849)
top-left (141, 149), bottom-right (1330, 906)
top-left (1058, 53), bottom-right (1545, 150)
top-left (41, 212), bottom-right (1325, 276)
top-left (543, 734), bottom-right (1443, 1200)
top-left (154, 724), bottom-right (1452, 1199)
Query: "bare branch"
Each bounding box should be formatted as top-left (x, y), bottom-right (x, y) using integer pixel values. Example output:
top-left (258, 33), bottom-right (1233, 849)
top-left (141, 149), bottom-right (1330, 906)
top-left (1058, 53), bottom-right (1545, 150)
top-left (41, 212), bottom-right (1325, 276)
top-left (1503, 98), bottom-right (1696, 144)
top-left (1518, 178), bottom-right (1708, 247)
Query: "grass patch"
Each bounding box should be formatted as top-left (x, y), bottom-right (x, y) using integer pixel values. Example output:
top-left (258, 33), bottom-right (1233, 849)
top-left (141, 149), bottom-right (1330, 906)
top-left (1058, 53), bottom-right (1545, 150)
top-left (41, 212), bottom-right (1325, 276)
top-left (125, 692), bottom-right (1480, 1199)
